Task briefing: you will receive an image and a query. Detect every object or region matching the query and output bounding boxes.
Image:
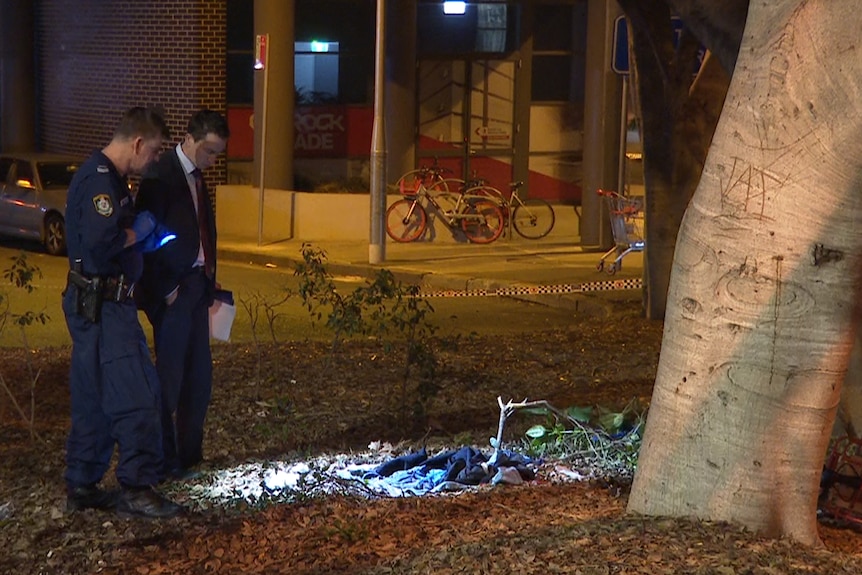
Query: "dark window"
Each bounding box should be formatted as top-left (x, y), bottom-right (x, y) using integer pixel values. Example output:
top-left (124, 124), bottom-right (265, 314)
top-left (532, 55), bottom-right (571, 102)
top-left (0, 158), bottom-right (13, 184)
top-left (15, 161), bottom-right (34, 186)
top-left (295, 42), bottom-right (340, 104)
top-left (533, 4), bottom-right (573, 51)
top-left (418, 1), bottom-right (520, 56)
top-left (226, 0), bottom-right (254, 105)
top-left (530, 1), bottom-right (587, 102)
top-left (227, 53), bottom-right (254, 105)
top-left (38, 161), bottom-right (80, 189)
top-left (226, 0), bottom-right (375, 105)
top-left (296, 0), bottom-right (375, 104)
top-left (226, 0), bottom-right (254, 51)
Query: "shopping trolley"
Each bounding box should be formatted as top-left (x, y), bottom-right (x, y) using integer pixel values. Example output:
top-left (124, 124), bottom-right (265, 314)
top-left (596, 189), bottom-right (644, 275)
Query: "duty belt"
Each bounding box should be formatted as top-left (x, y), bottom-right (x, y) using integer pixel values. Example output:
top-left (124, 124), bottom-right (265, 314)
top-left (102, 276), bottom-right (136, 302)
top-left (68, 270), bottom-right (135, 303)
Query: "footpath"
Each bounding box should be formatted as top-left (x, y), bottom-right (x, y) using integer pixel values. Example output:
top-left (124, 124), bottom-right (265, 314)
top-left (217, 233), bottom-right (644, 317)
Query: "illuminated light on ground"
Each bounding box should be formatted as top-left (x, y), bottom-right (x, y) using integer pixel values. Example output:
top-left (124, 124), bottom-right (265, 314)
top-left (169, 443), bottom-right (556, 510)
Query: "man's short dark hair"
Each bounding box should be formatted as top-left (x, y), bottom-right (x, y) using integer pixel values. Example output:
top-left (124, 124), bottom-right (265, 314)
top-left (187, 109), bottom-right (230, 142)
top-left (113, 106), bottom-right (171, 141)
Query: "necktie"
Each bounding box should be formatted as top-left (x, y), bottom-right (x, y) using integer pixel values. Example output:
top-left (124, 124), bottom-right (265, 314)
top-left (193, 168), bottom-right (214, 279)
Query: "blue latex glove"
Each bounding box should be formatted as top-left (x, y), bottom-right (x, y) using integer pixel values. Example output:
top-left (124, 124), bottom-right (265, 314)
top-left (131, 211), bottom-right (157, 240)
top-left (139, 223), bottom-right (177, 253)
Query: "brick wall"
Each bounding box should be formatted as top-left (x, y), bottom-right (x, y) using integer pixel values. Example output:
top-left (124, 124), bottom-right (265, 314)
top-left (35, 0), bottom-right (228, 187)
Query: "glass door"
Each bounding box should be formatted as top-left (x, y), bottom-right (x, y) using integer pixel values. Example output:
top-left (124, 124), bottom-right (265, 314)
top-left (416, 58), bottom-right (516, 191)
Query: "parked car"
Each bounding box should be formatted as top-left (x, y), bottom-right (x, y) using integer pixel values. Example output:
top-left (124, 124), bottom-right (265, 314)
top-left (0, 153), bottom-right (84, 256)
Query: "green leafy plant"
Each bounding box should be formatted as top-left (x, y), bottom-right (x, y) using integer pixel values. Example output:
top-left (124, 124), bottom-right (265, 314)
top-left (294, 243), bottom-right (439, 430)
top-left (516, 398), bottom-right (647, 481)
top-left (0, 252), bottom-right (50, 442)
top-left (295, 244), bottom-right (426, 354)
top-left (381, 282), bottom-right (439, 429)
top-left (294, 243), bottom-right (369, 355)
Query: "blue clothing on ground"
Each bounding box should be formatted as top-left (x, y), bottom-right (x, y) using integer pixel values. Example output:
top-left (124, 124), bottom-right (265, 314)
top-left (365, 447), bottom-right (536, 495)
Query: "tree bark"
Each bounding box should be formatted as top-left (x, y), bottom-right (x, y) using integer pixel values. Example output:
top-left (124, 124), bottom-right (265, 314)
top-left (627, 0), bottom-right (862, 545)
top-left (619, 0), bottom-right (732, 319)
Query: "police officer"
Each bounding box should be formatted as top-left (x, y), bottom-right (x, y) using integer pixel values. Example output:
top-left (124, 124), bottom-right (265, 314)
top-left (63, 106), bottom-right (181, 519)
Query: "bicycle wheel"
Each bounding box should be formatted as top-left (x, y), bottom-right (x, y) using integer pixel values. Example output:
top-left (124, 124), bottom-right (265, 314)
top-left (463, 184), bottom-right (505, 206)
top-left (431, 177), bottom-right (464, 195)
top-left (386, 199), bottom-right (427, 242)
top-left (512, 198), bottom-right (555, 239)
top-left (461, 199), bottom-right (504, 244)
top-left (395, 171), bottom-right (456, 196)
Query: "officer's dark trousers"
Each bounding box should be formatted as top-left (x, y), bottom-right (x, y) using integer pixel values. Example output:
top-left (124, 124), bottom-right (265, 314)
top-left (63, 289), bottom-right (163, 489)
top-left (151, 270), bottom-right (212, 473)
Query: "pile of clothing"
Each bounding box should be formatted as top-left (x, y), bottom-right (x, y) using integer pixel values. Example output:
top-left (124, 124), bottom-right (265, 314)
top-left (359, 446), bottom-right (537, 497)
top-left (200, 446), bottom-right (538, 505)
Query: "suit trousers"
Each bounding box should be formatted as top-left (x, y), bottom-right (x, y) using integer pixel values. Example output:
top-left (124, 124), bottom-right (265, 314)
top-left (151, 270), bottom-right (213, 473)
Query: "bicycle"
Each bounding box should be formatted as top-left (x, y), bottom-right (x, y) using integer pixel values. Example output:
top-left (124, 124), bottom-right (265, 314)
top-left (386, 174), bottom-right (505, 244)
top-left (393, 158), bottom-right (464, 197)
top-left (464, 180), bottom-right (556, 239)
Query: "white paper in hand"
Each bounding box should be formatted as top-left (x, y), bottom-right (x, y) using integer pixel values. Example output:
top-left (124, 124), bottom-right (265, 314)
top-left (209, 297), bottom-right (236, 341)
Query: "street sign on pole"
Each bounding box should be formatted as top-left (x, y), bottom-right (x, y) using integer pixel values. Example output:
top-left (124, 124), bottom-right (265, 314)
top-left (612, 16), bottom-right (687, 75)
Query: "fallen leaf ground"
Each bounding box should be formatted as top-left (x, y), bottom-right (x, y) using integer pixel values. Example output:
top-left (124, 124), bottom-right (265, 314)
top-left (1, 303), bottom-right (861, 574)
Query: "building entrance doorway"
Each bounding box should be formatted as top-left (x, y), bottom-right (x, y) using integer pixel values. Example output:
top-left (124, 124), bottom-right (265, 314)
top-left (416, 58), bottom-right (519, 192)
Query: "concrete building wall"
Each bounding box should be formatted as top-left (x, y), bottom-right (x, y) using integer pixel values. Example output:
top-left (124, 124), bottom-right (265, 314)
top-left (216, 186), bottom-right (582, 244)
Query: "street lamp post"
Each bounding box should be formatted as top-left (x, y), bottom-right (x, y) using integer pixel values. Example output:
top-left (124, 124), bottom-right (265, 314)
top-left (255, 33), bottom-right (270, 247)
top-left (369, 0), bottom-right (387, 264)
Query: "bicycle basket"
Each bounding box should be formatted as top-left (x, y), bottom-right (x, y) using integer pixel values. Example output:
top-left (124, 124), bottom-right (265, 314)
top-left (399, 174), bottom-right (426, 197)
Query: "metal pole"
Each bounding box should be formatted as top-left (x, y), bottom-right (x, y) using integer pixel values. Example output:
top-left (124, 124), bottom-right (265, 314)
top-left (257, 34), bottom-right (270, 246)
top-left (581, 0), bottom-right (623, 249)
top-left (618, 75), bottom-right (628, 195)
top-left (369, 0), bottom-right (386, 264)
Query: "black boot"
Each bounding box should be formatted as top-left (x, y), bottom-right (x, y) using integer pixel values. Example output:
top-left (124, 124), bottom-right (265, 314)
top-left (116, 486), bottom-right (183, 519)
top-left (66, 484), bottom-right (119, 512)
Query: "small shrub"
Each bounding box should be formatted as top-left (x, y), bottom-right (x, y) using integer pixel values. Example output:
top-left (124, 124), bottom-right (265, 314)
top-left (517, 398), bottom-right (646, 481)
top-left (294, 243), bottom-right (439, 430)
top-left (0, 252), bottom-right (50, 442)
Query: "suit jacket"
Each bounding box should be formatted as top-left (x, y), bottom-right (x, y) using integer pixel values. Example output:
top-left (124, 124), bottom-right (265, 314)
top-left (135, 150), bottom-right (217, 310)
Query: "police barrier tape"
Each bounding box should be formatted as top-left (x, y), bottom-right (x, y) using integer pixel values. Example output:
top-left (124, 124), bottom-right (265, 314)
top-left (419, 278), bottom-right (642, 298)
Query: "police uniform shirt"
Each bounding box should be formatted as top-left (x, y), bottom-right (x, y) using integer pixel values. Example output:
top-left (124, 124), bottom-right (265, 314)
top-left (65, 150), bottom-right (142, 282)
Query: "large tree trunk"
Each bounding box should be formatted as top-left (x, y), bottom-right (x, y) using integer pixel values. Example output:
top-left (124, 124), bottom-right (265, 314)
top-left (620, 0), bottom-right (736, 320)
top-left (627, 0), bottom-right (862, 545)
top-left (638, 50), bottom-right (730, 320)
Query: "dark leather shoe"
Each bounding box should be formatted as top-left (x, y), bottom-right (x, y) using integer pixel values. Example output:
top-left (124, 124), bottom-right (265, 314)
top-left (116, 487), bottom-right (183, 519)
top-left (66, 485), bottom-right (119, 512)
top-left (167, 466), bottom-right (203, 482)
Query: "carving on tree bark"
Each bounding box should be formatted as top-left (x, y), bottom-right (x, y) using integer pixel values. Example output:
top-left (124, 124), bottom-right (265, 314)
top-left (628, 0), bottom-right (862, 546)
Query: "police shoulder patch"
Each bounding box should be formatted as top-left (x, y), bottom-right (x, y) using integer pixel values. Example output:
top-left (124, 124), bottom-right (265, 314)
top-left (93, 194), bottom-right (113, 217)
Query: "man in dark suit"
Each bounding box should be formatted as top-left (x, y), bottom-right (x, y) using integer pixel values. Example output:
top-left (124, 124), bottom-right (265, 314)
top-left (136, 109), bottom-right (229, 481)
